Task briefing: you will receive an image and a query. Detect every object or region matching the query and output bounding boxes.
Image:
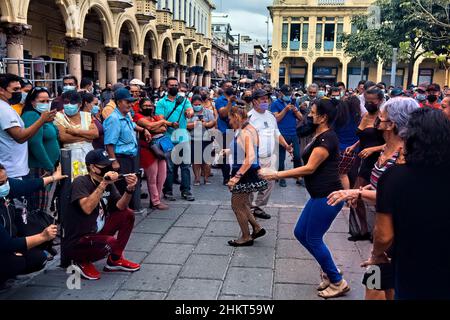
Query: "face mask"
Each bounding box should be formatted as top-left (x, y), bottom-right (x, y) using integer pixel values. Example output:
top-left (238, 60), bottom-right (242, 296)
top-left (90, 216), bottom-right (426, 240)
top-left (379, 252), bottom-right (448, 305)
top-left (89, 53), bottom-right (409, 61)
top-left (381, 89), bottom-right (386, 95)
top-left (35, 102), bottom-right (50, 113)
top-left (193, 105), bottom-right (203, 112)
top-left (225, 88), bottom-right (234, 96)
top-left (63, 85), bottom-right (76, 93)
top-left (282, 96), bottom-right (291, 103)
top-left (332, 96), bottom-right (340, 101)
top-left (259, 102), bottom-right (270, 111)
top-left (201, 94), bottom-right (208, 101)
top-left (340, 91), bottom-right (345, 98)
top-left (95, 165), bottom-right (113, 177)
top-left (243, 96), bottom-right (253, 103)
top-left (317, 91), bottom-right (326, 98)
top-left (64, 103), bottom-right (80, 116)
top-left (8, 92), bottom-right (22, 105)
top-left (365, 102), bottom-right (379, 114)
top-left (427, 94), bottom-right (437, 103)
top-left (91, 105), bottom-right (100, 115)
top-left (168, 87), bottom-right (179, 96)
top-left (0, 181), bottom-right (10, 198)
top-left (141, 108), bottom-right (154, 116)
top-left (178, 92), bottom-right (186, 97)
top-left (20, 92), bottom-right (28, 104)
top-left (416, 94), bottom-right (427, 101)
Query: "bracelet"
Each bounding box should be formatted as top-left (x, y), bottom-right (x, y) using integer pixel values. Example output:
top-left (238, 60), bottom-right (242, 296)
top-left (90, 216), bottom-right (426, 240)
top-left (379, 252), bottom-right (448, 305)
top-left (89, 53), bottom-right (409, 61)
top-left (235, 172), bottom-right (243, 178)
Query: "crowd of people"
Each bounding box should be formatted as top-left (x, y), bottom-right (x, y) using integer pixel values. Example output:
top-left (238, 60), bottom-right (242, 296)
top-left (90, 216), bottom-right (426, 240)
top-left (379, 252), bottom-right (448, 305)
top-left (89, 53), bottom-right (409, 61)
top-left (1, 71), bottom-right (450, 300)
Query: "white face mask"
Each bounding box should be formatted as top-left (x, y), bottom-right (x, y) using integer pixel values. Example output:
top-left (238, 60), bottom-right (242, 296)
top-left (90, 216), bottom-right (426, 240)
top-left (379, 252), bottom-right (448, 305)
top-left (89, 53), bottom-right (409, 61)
top-left (178, 92), bottom-right (186, 97)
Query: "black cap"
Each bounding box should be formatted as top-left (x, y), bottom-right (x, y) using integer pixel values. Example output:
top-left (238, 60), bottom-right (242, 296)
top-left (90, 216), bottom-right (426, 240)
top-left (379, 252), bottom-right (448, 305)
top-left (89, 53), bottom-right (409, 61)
top-left (252, 89), bottom-right (270, 100)
top-left (85, 149), bottom-right (115, 166)
top-left (390, 88), bottom-right (405, 97)
top-left (280, 85), bottom-right (292, 95)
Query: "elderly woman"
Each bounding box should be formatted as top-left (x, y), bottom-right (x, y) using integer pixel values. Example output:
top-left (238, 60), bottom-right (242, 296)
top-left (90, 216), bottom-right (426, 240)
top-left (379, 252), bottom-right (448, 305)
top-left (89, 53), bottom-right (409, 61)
top-left (54, 90), bottom-right (99, 178)
top-left (327, 97), bottom-right (419, 300)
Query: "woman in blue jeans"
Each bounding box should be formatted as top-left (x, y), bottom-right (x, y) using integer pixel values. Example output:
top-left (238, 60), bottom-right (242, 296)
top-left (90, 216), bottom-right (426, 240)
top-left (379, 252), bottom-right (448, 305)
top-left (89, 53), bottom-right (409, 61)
top-left (261, 98), bottom-right (349, 299)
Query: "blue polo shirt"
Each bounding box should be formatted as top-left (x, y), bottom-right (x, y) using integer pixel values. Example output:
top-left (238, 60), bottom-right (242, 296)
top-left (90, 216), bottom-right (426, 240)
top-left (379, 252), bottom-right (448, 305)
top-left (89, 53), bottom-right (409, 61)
top-left (270, 98), bottom-right (297, 136)
top-left (103, 108), bottom-right (138, 156)
top-left (215, 95), bottom-right (234, 133)
top-left (156, 94), bottom-right (192, 143)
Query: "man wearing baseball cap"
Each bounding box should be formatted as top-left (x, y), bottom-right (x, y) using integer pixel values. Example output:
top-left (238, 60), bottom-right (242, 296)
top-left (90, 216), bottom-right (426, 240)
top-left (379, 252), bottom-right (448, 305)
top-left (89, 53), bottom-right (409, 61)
top-left (61, 149), bottom-right (141, 280)
top-left (424, 83), bottom-right (442, 109)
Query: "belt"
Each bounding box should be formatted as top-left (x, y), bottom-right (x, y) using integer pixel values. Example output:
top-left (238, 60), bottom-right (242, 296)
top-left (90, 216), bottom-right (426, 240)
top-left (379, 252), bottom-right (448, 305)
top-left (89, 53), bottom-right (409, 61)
top-left (115, 154), bottom-right (135, 159)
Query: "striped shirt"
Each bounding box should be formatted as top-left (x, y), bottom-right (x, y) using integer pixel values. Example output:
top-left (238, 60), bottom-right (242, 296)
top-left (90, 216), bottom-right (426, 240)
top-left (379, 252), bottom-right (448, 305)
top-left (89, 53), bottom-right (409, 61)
top-left (370, 151), bottom-right (400, 190)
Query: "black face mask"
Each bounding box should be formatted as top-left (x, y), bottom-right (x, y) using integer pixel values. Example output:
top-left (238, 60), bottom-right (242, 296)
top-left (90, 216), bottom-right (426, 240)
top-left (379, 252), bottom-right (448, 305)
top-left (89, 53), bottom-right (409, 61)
top-left (201, 94), bottom-right (208, 101)
top-left (95, 165), bottom-right (113, 177)
top-left (427, 94), bottom-right (438, 103)
top-left (168, 87), bottom-right (179, 96)
top-left (225, 88), bottom-right (235, 96)
top-left (141, 108), bottom-right (154, 116)
top-left (243, 97), bottom-right (253, 103)
top-left (8, 92), bottom-right (22, 105)
top-left (365, 102), bottom-right (379, 114)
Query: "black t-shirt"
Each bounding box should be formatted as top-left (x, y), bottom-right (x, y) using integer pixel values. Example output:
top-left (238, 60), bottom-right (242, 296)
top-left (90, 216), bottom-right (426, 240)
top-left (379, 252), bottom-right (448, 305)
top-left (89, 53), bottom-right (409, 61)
top-left (302, 130), bottom-right (343, 198)
top-left (62, 175), bottom-right (121, 255)
top-left (377, 164), bottom-right (450, 300)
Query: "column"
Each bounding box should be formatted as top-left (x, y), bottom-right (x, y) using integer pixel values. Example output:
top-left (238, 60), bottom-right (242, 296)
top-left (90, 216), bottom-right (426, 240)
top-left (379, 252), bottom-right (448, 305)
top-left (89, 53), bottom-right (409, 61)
top-left (204, 71), bottom-right (211, 87)
top-left (340, 60), bottom-right (348, 85)
top-left (411, 58), bottom-right (423, 87)
top-left (271, 58), bottom-right (280, 87)
top-left (197, 72), bottom-right (203, 87)
top-left (168, 63), bottom-right (177, 77)
top-left (65, 37), bottom-right (87, 84)
top-left (105, 47), bottom-right (121, 84)
top-left (152, 59), bottom-right (163, 88)
top-left (132, 54), bottom-right (145, 81)
top-left (285, 61), bottom-right (290, 85)
top-left (376, 60), bottom-right (383, 83)
top-left (98, 51), bottom-right (106, 88)
top-left (189, 71), bottom-right (196, 87)
top-left (3, 23), bottom-right (31, 76)
top-left (180, 65), bottom-right (187, 83)
top-left (306, 60), bottom-right (314, 86)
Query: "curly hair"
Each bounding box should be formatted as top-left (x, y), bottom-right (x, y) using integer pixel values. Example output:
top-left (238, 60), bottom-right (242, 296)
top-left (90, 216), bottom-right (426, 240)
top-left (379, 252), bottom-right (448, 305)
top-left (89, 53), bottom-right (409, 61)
top-left (404, 108), bottom-right (450, 167)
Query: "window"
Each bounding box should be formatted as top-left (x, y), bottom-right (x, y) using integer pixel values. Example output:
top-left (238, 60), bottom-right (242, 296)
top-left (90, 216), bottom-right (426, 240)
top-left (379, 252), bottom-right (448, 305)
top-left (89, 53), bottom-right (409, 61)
top-left (351, 23), bottom-right (357, 34)
top-left (184, 0), bottom-right (187, 21)
top-left (189, 3), bottom-right (192, 26)
top-left (302, 23), bottom-right (309, 49)
top-left (326, 17), bottom-right (335, 21)
top-left (336, 23), bottom-right (343, 49)
top-left (178, 0), bottom-right (182, 19)
top-left (315, 23), bottom-right (322, 49)
top-left (172, 0), bottom-right (176, 16)
top-left (282, 23), bottom-right (289, 49)
top-left (158, 0), bottom-right (162, 9)
top-left (290, 23), bottom-right (301, 50)
top-left (324, 24), bottom-right (335, 51)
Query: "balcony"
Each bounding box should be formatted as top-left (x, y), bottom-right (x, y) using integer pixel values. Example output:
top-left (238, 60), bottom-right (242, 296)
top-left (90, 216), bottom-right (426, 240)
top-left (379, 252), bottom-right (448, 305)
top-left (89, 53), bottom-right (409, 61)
top-left (135, 0), bottom-right (156, 24)
top-left (318, 0), bottom-right (345, 5)
top-left (193, 33), bottom-right (204, 50)
top-left (324, 41), bottom-right (334, 51)
top-left (172, 20), bottom-right (186, 39)
top-left (156, 9), bottom-right (173, 33)
top-left (202, 37), bottom-right (211, 52)
top-left (184, 27), bottom-right (196, 46)
top-left (108, 0), bottom-right (132, 13)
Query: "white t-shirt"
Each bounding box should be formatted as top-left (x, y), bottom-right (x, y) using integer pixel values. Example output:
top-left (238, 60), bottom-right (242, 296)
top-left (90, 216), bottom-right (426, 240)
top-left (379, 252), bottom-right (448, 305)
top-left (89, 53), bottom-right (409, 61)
top-left (0, 99), bottom-right (29, 178)
top-left (248, 109), bottom-right (281, 158)
top-left (358, 94), bottom-right (368, 115)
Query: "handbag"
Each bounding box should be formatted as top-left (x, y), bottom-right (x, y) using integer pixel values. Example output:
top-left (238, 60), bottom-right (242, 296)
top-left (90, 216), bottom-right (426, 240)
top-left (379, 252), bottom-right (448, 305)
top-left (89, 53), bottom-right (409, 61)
top-left (149, 134), bottom-right (174, 160)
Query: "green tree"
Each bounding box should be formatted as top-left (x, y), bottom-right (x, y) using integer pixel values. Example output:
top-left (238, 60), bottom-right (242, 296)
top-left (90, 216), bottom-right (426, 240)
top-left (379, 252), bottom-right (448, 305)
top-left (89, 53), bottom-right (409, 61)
top-left (343, 0), bottom-right (450, 86)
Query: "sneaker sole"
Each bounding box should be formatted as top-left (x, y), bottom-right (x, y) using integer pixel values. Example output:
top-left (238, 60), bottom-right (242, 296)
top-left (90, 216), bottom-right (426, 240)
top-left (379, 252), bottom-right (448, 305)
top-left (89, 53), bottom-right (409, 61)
top-left (71, 264), bottom-right (100, 281)
top-left (103, 265), bottom-right (141, 272)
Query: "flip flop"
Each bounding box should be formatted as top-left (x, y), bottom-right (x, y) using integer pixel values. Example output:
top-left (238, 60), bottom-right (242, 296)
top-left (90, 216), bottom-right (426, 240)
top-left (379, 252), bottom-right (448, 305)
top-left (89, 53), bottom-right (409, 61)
top-left (228, 239), bottom-right (254, 247)
top-left (251, 228), bottom-right (267, 240)
top-left (318, 279), bottom-right (350, 299)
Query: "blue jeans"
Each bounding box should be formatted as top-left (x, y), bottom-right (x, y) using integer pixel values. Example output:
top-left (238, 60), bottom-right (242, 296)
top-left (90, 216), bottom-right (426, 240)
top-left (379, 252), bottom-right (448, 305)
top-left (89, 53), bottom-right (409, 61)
top-left (294, 197), bottom-right (344, 283)
top-left (278, 134), bottom-right (301, 173)
top-left (163, 142), bottom-right (191, 194)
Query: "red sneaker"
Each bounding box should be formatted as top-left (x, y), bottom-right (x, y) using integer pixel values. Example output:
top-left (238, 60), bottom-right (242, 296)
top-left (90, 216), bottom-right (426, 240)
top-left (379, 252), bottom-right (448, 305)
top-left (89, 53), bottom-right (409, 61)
top-left (104, 256), bottom-right (141, 272)
top-left (73, 262), bottom-right (101, 280)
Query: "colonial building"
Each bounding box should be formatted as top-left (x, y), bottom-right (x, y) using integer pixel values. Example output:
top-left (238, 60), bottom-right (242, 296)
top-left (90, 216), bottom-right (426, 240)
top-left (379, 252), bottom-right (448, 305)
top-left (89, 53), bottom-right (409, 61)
top-left (211, 16), bottom-right (233, 81)
top-left (269, 0), bottom-right (448, 89)
top-left (0, 0), bottom-right (214, 91)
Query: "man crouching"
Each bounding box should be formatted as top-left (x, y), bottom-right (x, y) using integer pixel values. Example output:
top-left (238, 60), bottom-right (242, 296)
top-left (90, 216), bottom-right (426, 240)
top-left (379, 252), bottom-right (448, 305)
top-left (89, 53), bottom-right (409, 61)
top-left (61, 149), bottom-right (140, 280)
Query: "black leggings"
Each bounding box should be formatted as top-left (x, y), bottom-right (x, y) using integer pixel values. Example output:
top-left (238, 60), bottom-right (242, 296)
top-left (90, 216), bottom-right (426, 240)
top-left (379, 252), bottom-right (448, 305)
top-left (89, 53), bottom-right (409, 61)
top-left (0, 249), bottom-right (47, 283)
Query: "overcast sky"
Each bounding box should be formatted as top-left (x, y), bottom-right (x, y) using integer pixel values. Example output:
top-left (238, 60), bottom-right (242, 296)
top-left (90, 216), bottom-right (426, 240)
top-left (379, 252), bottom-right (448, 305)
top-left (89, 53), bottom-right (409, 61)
top-left (212, 0), bottom-right (273, 46)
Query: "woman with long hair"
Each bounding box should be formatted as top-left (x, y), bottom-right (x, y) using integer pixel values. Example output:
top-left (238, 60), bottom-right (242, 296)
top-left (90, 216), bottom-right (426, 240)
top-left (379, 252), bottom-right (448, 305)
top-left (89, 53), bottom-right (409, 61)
top-left (260, 98), bottom-right (350, 299)
top-left (81, 92), bottom-right (104, 150)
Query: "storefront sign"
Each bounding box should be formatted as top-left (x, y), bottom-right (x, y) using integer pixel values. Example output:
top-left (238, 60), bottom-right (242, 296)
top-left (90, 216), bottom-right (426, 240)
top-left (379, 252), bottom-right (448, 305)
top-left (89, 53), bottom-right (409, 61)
top-left (51, 46), bottom-right (65, 60)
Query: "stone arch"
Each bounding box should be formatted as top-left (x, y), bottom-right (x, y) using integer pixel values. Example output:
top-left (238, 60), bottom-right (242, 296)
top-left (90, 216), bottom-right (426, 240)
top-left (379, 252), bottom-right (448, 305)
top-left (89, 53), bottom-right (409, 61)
top-left (79, 0), bottom-right (115, 47)
top-left (114, 13), bottom-right (140, 54)
top-left (186, 48), bottom-right (194, 67)
top-left (140, 24), bottom-right (158, 59)
top-left (175, 43), bottom-right (185, 66)
top-left (202, 53), bottom-right (209, 71)
top-left (195, 51), bottom-right (202, 66)
top-left (160, 36), bottom-right (174, 62)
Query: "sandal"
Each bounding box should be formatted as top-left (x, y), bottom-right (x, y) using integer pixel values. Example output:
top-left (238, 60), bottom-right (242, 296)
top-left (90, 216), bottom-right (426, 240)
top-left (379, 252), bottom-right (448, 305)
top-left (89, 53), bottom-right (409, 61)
top-left (317, 269), bottom-right (343, 291)
top-left (251, 228), bottom-right (267, 240)
top-left (193, 181), bottom-right (201, 186)
top-left (228, 239), bottom-right (254, 247)
top-left (317, 279), bottom-right (350, 299)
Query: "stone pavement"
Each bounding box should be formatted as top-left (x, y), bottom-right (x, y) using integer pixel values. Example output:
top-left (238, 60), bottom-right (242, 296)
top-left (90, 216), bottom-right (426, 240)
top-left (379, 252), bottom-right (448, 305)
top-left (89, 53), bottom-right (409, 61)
top-left (0, 168), bottom-right (371, 300)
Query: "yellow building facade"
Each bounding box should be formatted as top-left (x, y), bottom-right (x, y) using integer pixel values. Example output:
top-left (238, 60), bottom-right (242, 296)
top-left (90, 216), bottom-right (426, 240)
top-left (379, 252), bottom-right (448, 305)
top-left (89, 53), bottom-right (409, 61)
top-left (269, 0), bottom-right (449, 89)
top-left (0, 0), bottom-right (214, 88)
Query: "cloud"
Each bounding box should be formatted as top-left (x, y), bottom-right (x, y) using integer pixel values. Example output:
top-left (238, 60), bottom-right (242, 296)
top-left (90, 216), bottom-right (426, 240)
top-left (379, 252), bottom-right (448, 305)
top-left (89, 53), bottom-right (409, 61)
top-left (212, 0), bottom-right (273, 44)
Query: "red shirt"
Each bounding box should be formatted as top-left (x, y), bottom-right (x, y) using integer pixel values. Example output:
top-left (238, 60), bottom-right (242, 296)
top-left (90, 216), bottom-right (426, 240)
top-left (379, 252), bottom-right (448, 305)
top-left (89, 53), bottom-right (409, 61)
top-left (421, 101), bottom-right (442, 109)
top-left (134, 112), bottom-right (163, 167)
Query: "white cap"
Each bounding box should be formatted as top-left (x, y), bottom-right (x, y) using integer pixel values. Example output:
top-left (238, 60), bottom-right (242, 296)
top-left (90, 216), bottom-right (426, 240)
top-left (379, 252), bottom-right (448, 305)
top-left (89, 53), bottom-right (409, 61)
top-left (130, 78), bottom-right (145, 86)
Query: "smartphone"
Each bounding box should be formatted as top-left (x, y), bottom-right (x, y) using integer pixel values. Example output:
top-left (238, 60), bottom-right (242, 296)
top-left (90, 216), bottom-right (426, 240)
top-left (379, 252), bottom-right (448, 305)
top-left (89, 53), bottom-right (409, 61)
top-left (197, 114), bottom-right (204, 121)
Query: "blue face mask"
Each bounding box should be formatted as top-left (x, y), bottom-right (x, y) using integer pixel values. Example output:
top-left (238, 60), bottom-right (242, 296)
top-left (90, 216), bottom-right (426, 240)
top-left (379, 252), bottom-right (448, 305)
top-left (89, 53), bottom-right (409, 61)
top-left (318, 90), bottom-right (326, 98)
top-left (282, 96), bottom-right (291, 103)
top-left (35, 102), bottom-right (50, 113)
top-left (20, 92), bottom-right (28, 104)
top-left (193, 105), bottom-right (203, 112)
top-left (63, 104), bottom-right (79, 116)
top-left (91, 105), bottom-right (100, 115)
top-left (63, 85), bottom-right (76, 93)
top-left (259, 102), bottom-right (270, 111)
top-left (0, 181), bottom-right (10, 198)
top-left (416, 94), bottom-right (427, 101)
top-left (332, 96), bottom-right (340, 101)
